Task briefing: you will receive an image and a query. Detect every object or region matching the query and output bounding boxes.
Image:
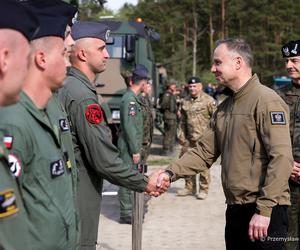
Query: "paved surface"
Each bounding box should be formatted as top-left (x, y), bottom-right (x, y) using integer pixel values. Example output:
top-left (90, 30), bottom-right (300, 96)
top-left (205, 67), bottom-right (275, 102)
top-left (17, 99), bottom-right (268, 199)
top-left (97, 131), bottom-right (226, 250)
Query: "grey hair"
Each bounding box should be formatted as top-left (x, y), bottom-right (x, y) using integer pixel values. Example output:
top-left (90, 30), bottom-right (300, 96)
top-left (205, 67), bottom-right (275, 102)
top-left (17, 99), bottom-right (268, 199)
top-left (216, 38), bottom-right (253, 67)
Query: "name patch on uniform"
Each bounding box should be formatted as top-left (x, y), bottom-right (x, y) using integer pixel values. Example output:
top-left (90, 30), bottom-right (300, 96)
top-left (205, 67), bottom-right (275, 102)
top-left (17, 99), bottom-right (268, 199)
top-left (3, 135), bottom-right (13, 149)
top-left (8, 154), bottom-right (21, 177)
top-left (270, 111), bottom-right (286, 125)
top-left (128, 102), bottom-right (137, 116)
top-left (50, 160), bottom-right (65, 178)
top-left (85, 104), bottom-right (103, 124)
top-left (0, 189), bottom-right (19, 218)
top-left (59, 119), bottom-right (69, 132)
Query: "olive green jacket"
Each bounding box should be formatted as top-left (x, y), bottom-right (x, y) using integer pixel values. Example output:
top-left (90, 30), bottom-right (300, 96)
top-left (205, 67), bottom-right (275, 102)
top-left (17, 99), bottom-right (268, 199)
top-left (58, 67), bottom-right (148, 191)
top-left (0, 131), bottom-right (31, 250)
top-left (0, 92), bottom-right (78, 250)
top-left (118, 89), bottom-right (143, 164)
top-left (168, 74), bottom-right (293, 217)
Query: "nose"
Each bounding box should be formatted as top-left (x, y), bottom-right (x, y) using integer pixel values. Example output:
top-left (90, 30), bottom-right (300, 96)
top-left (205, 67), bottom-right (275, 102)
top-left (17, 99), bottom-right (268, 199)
top-left (104, 48), bottom-right (110, 59)
top-left (211, 64), bottom-right (216, 73)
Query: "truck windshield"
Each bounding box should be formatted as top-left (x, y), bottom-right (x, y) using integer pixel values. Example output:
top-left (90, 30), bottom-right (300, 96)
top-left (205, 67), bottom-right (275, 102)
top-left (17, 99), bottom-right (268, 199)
top-left (106, 36), bottom-right (125, 59)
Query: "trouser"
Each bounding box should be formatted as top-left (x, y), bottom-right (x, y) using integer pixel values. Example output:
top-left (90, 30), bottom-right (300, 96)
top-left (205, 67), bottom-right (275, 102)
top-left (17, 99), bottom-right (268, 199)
top-left (184, 169), bottom-right (210, 193)
top-left (285, 183), bottom-right (300, 250)
top-left (78, 169), bottom-right (102, 250)
top-left (118, 186), bottom-right (133, 218)
top-left (162, 119), bottom-right (177, 151)
top-left (225, 204), bottom-right (288, 250)
top-left (180, 144), bottom-right (210, 193)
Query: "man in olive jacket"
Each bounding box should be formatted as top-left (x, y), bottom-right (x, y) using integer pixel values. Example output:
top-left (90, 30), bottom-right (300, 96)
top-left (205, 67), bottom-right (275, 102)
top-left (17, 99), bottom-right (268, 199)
top-left (59, 21), bottom-right (164, 249)
top-left (158, 38), bottom-right (293, 250)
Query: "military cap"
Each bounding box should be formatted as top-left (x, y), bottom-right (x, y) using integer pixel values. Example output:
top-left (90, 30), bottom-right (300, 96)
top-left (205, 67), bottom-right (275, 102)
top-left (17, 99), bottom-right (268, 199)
top-left (282, 40), bottom-right (300, 58)
top-left (21, 0), bottom-right (77, 39)
top-left (71, 21), bottom-right (110, 42)
top-left (132, 64), bottom-right (149, 80)
top-left (0, 0), bottom-right (39, 41)
top-left (187, 76), bottom-right (202, 84)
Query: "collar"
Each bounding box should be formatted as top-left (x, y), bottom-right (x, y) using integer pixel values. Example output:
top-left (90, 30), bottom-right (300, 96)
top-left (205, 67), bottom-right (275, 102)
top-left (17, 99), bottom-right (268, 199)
top-left (232, 74), bottom-right (260, 100)
top-left (67, 66), bottom-right (97, 93)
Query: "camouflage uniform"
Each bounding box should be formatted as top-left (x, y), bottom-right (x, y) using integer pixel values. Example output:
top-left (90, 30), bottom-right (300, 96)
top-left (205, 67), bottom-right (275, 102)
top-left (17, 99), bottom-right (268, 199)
top-left (178, 91), bottom-right (216, 196)
top-left (276, 83), bottom-right (300, 250)
top-left (139, 93), bottom-right (153, 163)
top-left (161, 89), bottom-right (177, 153)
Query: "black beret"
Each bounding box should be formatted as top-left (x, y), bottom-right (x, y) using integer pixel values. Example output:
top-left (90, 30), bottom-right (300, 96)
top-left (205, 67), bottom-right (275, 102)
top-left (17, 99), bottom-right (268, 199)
top-left (71, 21), bottom-right (110, 42)
top-left (188, 76), bottom-right (202, 84)
top-left (21, 0), bottom-right (78, 39)
top-left (282, 40), bottom-right (300, 58)
top-left (132, 64), bottom-right (149, 79)
top-left (0, 0), bottom-right (39, 41)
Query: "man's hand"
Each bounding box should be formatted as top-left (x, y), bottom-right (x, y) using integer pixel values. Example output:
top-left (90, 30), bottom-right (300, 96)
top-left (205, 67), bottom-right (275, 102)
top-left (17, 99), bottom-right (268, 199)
top-left (132, 153), bottom-right (140, 164)
top-left (290, 161), bottom-right (300, 184)
top-left (248, 213), bottom-right (270, 241)
top-left (145, 169), bottom-right (171, 197)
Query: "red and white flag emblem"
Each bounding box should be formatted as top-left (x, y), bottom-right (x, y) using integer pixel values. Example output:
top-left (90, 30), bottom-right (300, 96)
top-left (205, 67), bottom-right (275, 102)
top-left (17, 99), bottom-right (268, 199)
top-left (3, 136), bottom-right (13, 149)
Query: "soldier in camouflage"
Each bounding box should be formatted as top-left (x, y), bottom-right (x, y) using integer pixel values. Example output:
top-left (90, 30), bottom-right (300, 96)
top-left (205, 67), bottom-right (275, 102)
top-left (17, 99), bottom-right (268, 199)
top-left (139, 82), bottom-right (154, 163)
top-left (177, 77), bottom-right (217, 199)
top-left (276, 40), bottom-right (300, 250)
top-left (161, 80), bottom-right (178, 155)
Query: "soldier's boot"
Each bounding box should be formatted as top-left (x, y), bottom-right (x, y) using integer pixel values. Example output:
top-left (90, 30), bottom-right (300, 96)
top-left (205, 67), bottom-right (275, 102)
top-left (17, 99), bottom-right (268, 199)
top-left (177, 176), bottom-right (196, 196)
top-left (196, 168), bottom-right (210, 200)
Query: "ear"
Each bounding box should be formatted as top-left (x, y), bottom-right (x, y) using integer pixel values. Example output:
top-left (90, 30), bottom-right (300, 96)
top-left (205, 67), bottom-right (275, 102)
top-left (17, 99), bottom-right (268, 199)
top-left (235, 56), bottom-right (242, 70)
top-left (77, 49), bottom-right (87, 62)
top-left (0, 48), bottom-right (10, 77)
top-left (34, 50), bottom-right (47, 70)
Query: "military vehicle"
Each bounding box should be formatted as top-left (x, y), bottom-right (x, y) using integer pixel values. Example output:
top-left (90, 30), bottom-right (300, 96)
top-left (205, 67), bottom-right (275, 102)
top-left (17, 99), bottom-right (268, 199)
top-left (95, 20), bottom-right (161, 142)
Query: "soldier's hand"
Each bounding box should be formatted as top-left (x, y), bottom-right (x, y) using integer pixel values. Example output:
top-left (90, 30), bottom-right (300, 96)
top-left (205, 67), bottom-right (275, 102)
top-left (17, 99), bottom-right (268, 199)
top-left (132, 153), bottom-right (140, 164)
top-left (145, 169), bottom-right (170, 197)
top-left (290, 161), bottom-right (300, 183)
top-left (248, 213), bottom-right (270, 242)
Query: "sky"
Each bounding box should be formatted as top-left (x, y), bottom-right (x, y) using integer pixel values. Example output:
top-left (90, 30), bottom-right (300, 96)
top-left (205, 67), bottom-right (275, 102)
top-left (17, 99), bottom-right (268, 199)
top-left (105, 0), bottom-right (138, 13)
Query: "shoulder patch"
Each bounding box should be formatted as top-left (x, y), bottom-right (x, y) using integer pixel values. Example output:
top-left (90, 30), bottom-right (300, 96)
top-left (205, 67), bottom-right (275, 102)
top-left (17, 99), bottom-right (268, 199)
top-left (3, 136), bottom-right (13, 149)
top-left (85, 104), bottom-right (103, 124)
top-left (128, 102), bottom-right (137, 116)
top-left (8, 154), bottom-right (21, 177)
top-left (270, 111), bottom-right (286, 125)
top-left (0, 189), bottom-right (19, 218)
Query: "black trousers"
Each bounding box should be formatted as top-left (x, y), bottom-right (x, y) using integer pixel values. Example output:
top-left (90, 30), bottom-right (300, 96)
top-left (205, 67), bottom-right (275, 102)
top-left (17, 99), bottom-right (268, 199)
top-left (225, 204), bottom-right (288, 250)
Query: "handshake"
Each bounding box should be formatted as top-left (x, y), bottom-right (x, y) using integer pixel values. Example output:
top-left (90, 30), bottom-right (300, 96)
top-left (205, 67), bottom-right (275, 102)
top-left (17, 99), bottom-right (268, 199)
top-left (145, 169), bottom-right (173, 197)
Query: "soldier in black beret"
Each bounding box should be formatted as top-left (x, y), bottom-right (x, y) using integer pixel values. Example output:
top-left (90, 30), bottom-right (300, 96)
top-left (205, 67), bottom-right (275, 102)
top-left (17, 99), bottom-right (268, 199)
top-left (0, 0), bottom-right (80, 249)
top-left (276, 40), bottom-right (300, 250)
top-left (0, 1), bottom-right (39, 249)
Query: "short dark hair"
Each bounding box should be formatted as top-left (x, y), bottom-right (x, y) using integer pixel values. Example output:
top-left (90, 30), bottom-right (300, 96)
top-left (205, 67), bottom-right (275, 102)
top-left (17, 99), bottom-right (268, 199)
top-left (215, 38), bottom-right (253, 67)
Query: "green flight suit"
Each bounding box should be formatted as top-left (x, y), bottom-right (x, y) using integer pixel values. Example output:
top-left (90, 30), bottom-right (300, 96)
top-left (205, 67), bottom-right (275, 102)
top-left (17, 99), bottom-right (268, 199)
top-left (276, 83), bottom-right (300, 250)
top-left (0, 92), bottom-right (79, 250)
top-left (161, 89), bottom-right (177, 152)
top-left (118, 89), bottom-right (143, 218)
top-left (0, 131), bottom-right (31, 250)
top-left (138, 93), bottom-right (153, 163)
top-left (59, 67), bottom-right (148, 250)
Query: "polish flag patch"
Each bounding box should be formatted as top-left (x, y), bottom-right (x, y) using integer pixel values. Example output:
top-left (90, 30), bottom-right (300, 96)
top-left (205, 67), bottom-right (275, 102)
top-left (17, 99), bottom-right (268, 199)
top-left (3, 136), bottom-right (13, 149)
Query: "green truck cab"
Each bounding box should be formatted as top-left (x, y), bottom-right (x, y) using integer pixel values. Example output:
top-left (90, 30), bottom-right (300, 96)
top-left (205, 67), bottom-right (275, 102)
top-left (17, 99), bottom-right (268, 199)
top-left (95, 20), bottom-right (160, 142)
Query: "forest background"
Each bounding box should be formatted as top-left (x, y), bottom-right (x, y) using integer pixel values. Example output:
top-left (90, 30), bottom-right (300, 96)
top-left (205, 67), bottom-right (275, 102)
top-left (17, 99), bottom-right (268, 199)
top-left (68, 0), bottom-right (300, 86)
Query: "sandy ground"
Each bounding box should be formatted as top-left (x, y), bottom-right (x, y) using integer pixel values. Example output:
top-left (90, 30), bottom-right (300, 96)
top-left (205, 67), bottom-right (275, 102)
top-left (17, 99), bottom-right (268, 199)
top-left (97, 131), bottom-right (226, 250)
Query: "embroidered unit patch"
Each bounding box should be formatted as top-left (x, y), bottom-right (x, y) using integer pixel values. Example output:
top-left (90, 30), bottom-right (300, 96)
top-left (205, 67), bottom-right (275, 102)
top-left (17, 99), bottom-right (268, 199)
top-left (85, 104), bottom-right (103, 124)
top-left (0, 189), bottom-right (19, 218)
top-left (270, 111), bottom-right (286, 125)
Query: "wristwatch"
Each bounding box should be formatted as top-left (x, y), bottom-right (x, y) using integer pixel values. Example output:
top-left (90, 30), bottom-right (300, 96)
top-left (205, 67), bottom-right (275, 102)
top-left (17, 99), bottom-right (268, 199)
top-left (164, 169), bottom-right (174, 181)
